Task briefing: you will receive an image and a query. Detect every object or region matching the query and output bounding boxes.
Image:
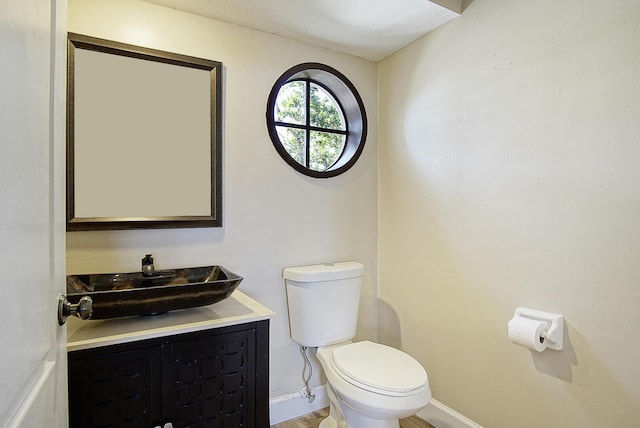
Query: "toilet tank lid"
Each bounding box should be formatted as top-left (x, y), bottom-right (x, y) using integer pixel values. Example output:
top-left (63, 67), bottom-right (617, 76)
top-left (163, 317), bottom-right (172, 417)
top-left (283, 262), bottom-right (364, 282)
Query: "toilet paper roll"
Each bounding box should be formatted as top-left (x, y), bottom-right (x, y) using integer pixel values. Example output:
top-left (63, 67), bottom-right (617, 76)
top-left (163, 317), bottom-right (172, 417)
top-left (508, 317), bottom-right (548, 352)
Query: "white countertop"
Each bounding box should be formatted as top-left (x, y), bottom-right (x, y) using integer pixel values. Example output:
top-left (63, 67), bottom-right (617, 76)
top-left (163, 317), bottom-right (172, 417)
top-left (67, 290), bottom-right (274, 352)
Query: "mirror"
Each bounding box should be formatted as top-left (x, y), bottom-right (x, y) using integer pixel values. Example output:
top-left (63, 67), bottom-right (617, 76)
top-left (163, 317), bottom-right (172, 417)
top-left (66, 33), bottom-right (222, 231)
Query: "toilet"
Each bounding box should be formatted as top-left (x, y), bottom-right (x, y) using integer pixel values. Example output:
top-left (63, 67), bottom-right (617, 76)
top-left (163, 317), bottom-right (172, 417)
top-left (283, 262), bottom-right (431, 428)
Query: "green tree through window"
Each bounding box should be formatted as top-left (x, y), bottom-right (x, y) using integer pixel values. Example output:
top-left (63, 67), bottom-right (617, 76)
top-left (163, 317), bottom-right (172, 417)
top-left (274, 80), bottom-right (347, 172)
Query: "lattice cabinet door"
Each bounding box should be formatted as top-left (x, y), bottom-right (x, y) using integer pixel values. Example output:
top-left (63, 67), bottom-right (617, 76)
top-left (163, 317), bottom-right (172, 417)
top-left (68, 321), bottom-right (269, 428)
top-left (162, 328), bottom-right (257, 428)
top-left (68, 346), bottom-right (163, 428)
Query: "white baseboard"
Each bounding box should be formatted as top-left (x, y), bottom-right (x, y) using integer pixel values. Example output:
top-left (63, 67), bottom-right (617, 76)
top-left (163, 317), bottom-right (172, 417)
top-left (269, 384), bottom-right (329, 425)
top-left (417, 398), bottom-right (483, 428)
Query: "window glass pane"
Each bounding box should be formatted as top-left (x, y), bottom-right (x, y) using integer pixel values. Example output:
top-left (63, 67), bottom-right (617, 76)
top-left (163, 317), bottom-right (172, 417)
top-left (310, 83), bottom-right (345, 131)
top-left (309, 131), bottom-right (346, 171)
top-left (276, 125), bottom-right (306, 166)
top-left (275, 81), bottom-right (305, 125)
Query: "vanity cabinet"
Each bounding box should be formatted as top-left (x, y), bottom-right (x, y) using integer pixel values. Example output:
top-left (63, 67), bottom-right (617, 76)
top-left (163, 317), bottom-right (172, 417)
top-left (68, 320), bottom-right (269, 428)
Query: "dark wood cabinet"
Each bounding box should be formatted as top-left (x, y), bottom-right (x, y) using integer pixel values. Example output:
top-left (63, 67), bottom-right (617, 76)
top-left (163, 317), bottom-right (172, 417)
top-left (68, 320), bottom-right (269, 428)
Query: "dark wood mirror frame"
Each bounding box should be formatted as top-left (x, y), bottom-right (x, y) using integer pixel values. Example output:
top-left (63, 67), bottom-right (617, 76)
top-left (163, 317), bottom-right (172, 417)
top-left (66, 33), bottom-right (223, 231)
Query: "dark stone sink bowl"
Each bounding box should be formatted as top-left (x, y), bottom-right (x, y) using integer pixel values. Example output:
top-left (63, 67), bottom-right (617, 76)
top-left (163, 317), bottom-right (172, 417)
top-left (66, 265), bottom-right (243, 319)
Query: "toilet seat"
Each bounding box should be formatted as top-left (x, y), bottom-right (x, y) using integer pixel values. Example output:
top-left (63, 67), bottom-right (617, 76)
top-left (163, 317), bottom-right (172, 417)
top-left (331, 341), bottom-right (428, 397)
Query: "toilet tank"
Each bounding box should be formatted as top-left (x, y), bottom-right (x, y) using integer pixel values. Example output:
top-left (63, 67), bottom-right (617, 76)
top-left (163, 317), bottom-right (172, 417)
top-left (283, 262), bottom-right (364, 347)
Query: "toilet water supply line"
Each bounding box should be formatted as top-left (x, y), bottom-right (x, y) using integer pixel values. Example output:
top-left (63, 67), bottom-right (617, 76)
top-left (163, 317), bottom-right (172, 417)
top-left (300, 345), bottom-right (316, 403)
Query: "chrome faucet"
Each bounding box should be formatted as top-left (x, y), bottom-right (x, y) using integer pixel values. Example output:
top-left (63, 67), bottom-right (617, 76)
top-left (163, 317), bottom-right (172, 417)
top-left (142, 254), bottom-right (155, 276)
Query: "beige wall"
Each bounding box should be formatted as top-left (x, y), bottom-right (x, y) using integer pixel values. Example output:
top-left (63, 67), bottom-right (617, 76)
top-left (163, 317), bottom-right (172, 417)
top-left (378, 0), bottom-right (640, 426)
top-left (67, 0), bottom-right (378, 399)
top-left (67, 0), bottom-right (640, 425)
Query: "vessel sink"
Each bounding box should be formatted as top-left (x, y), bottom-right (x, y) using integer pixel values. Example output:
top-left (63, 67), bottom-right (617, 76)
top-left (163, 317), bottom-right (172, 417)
top-left (66, 265), bottom-right (243, 319)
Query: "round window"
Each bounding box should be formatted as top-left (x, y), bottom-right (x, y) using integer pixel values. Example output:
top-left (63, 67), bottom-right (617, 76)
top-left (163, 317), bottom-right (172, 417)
top-left (266, 63), bottom-right (367, 178)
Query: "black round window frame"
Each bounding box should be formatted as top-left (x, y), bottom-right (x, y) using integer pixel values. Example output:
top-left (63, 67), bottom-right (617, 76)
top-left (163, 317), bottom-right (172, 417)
top-left (266, 63), bottom-right (368, 178)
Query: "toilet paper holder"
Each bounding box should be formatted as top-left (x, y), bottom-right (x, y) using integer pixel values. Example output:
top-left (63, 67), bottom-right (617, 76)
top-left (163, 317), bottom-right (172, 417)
top-left (511, 307), bottom-right (564, 350)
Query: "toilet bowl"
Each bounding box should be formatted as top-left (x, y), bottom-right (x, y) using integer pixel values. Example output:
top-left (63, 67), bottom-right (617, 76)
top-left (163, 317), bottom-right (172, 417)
top-left (316, 342), bottom-right (430, 428)
top-left (283, 262), bottom-right (431, 428)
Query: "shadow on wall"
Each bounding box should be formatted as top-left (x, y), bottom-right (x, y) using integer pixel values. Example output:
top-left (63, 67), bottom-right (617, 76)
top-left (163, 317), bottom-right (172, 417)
top-left (525, 317), bottom-right (640, 424)
top-left (379, 297), bottom-right (579, 382)
top-left (553, 326), bottom-right (640, 425)
top-left (462, 0), bottom-right (476, 12)
top-left (530, 322), bottom-right (576, 382)
top-left (378, 298), bottom-right (402, 349)
top-left (376, 304), bottom-right (640, 424)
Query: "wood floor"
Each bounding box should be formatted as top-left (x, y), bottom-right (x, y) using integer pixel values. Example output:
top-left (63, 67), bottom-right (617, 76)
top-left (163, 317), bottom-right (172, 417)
top-left (271, 408), bottom-right (434, 428)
